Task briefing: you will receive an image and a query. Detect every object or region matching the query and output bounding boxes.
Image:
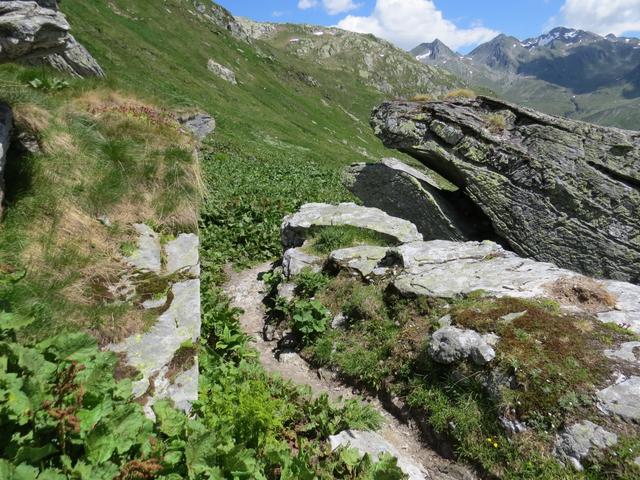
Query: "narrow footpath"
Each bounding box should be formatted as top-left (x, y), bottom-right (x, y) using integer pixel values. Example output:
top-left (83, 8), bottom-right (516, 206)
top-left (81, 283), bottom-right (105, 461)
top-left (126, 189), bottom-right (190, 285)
top-left (223, 263), bottom-right (476, 480)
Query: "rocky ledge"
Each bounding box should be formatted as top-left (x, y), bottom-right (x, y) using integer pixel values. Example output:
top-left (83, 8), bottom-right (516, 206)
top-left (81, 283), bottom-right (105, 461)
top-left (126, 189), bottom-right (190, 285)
top-left (0, 0), bottom-right (104, 77)
top-left (370, 97), bottom-right (640, 283)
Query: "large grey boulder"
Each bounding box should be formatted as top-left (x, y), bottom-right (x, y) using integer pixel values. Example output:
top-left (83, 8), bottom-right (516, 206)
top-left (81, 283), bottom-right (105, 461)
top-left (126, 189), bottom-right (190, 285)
top-left (0, 1), bottom-right (104, 77)
top-left (0, 103), bottom-right (12, 216)
top-left (329, 430), bottom-right (428, 480)
top-left (391, 240), bottom-right (640, 334)
top-left (281, 203), bottom-right (423, 249)
top-left (554, 421), bottom-right (618, 471)
top-left (371, 97), bottom-right (640, 283)
top-left (428, 326), bottom-right (497, 365)
top-left (344, 158), bottom-right (491, 241)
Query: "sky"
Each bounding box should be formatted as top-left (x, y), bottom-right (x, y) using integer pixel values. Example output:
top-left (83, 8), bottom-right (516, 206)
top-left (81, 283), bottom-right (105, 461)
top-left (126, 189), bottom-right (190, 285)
top-left (215, 0), bottom-right (640, 53)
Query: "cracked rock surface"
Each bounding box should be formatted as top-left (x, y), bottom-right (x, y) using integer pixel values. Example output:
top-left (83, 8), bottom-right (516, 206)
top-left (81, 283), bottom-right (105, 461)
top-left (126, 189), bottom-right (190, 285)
top-left (371, 97), bottom-right (640, 283)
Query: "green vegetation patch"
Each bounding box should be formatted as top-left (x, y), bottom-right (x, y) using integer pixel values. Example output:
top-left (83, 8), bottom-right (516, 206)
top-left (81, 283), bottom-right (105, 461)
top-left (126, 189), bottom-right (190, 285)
top-left (281, 272), bottom-right (640, 478)
top-left (303, 225), bottom-right (397, 256)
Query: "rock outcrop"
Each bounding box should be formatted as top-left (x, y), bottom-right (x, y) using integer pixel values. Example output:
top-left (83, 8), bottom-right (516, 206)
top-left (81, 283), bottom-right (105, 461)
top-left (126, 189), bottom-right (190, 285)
top-left (0, 103), bottom-right (12, 216)
top-left (207, 59), bottom-right (237, 84)
top-left (0, 1), bottom-right (104, 77)
top-left (371, 97), bottom-right (640, 283)
top-left (554, 421), bottom-right (618, 471)
top-left (281, 202), bottom-right (423, 249)
top-left (177, 112), bottom-right (215, 141)
top-left (344, 158), bottom-right (496, 242)
top-left (109, 224), bottom-right (201, 420)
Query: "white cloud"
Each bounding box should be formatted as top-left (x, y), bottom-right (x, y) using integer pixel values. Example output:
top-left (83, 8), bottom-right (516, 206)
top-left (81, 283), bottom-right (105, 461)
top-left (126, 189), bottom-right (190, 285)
top-left (298, 0), bottom-right (361, 16)
top-left (554, 0), bottom-right (640, 35)
top-left (298, 0), bottom-right (318, 10)
top-left (335, 0), bottom-right (498, 50)
top-left (323, 0), bottom-right (361, 15)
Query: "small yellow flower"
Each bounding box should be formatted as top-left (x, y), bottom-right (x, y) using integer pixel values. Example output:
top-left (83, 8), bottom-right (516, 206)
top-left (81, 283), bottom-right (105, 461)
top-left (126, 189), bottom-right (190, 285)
top-left (486, 437), bottom-right (493, 443)
top-left (493, 442), bottom-right (499, 448)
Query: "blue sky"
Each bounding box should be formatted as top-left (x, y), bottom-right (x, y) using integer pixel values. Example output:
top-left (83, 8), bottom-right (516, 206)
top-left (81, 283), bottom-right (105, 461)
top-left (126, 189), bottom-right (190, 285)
top-left (216, 0), bottom-right (640, 52)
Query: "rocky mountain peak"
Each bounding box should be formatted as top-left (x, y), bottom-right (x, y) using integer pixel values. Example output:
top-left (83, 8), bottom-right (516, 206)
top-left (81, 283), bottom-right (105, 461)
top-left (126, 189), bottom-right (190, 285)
top-left (411, 39), bottom-right (459, 62)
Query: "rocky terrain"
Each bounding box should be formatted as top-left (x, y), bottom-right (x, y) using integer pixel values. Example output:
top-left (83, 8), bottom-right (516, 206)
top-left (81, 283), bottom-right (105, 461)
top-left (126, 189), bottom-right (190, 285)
top-left (368, 96), bottom-right (640, 283)
top-left (265, 202), bottom-right (640, 476)
top-left (412, 28), bottom-right (640, 129)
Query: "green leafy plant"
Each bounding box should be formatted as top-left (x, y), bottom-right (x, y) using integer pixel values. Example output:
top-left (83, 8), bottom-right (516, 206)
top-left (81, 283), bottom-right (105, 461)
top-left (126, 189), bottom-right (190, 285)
top-left (27, 77), bottom-right (70, 92)
top-left (291, 300), bottom-right (331, 344)
top-left (294, 268), bottom-right (330, 298)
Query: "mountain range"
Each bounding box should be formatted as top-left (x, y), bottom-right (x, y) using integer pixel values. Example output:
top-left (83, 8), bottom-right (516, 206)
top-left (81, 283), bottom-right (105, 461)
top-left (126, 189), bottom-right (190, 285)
top-left (412, 27), bottom-right (640, 129)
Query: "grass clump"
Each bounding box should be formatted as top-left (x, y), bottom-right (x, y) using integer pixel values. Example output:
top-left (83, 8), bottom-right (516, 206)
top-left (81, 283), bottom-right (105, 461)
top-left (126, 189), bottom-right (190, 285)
top-left (294, 267), bottom-right (330, 298)
top-left (304, 225), bottom-right (395, 255)
top-left (410, 93), bottom-right (433, 102)
top-left (444, 88), bottom-right (477, 100)
top-left (485, 112), bottom-right (507, 133)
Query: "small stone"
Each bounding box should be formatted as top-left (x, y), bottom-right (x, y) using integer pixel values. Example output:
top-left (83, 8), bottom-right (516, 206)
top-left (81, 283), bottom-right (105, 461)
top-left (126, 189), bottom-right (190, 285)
top-left (276, 282), bottom-right (296, 302)
top-left (97, 215), bottom-right (112, 227)
top-left (127, 224), bottom-right (162, 273)
top-left (500, 311), bottom-right (528, 324)
top-left (332, 313), bottom-right (347, 329)
top-left (329, 245), bottom-right (393, 278)
top-left (438, 314), bottom-right (452, 328)
top-left (428, 326), bottom-right (496, 366)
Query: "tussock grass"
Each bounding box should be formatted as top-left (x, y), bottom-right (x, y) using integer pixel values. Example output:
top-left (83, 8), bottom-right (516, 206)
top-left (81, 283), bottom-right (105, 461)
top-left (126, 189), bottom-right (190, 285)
top-left (484, 112), bottom-right (506, 133)
top-left (444, 88), bottom-right (477, 100)
top-left (410, 93), bottom-right (433, 102)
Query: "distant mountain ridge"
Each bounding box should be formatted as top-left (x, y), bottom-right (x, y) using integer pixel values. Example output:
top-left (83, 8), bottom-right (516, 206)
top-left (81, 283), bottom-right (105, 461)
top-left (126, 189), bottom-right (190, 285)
top-left (412, 27), bottom-right (640, 129)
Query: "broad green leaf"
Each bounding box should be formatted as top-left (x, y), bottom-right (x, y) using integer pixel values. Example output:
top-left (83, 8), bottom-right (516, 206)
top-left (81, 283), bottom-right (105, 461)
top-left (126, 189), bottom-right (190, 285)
top-left (153, 400), bottom-right (186, 437)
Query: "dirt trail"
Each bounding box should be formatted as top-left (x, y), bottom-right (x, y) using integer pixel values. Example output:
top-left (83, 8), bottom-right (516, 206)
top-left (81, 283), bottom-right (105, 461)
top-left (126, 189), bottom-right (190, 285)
top-left (223, 263), bottom-right (476, 480)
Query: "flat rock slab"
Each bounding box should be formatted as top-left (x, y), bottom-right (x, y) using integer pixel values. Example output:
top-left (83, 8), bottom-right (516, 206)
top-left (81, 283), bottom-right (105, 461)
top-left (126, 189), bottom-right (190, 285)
top-left (111, 225), bottom-right (201, 419)
top-left (281, 202), bottom-right (423, 249)
top-left (605, 342), bottom-right (640, 363)
top-left (165, 233), bottom-right (200, 276)
top-left (392, 240), bottom-right (640, 334)
top-left (127, 223), bottom-right (162, 273)
top-left (597, 376), bottom-right (640, 421)
top-left (207, 58), bottom-right (237, 84)
top-left (330, 430), bottom-right (427, 480)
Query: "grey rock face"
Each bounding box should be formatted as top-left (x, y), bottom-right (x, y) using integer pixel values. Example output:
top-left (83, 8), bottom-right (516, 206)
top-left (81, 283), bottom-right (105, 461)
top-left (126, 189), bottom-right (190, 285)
top-left (328, 245), bottom-right (395, 278)
top-left (0, 103), bottom-right (12, 216)
top-left (111, 225), bottom-right (201, 419)
top-left (0, 1), bottom-right (69, 60)
top-left (177, 112), bottom-right (215, 140)
top-left (0, 1), bottom-right (104, 77)
top-left (597, 376), bottom-right (640, 421)
top-left (282, 247), bottom-right (323, 278)
top-left (281, 203), bottom-right (423, 249)
top-left (554, 421), bottom-right (618, 471)
top-left (196, 2), bottom-right (251, 43)
top-left (344, 158), bottom-right (490, 241)
top-left (207, 59), bottom-right (237, 84)
top-left (329, 430), bottom-right (428, 480)
top-left (428, 326), bottom-right (497, 365)
top-left (604, 342), bottom-right (640, 363)
top-left (165, 233), bottom-right (200, 276)
top-left (126, 224), bottom-right (162, 274)
top-left (42, 35), bottom-right (105, 78)
top-left (371, 97), bottom-right (640, 283)
top-left (391, 240), bottom-right (640, 334)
